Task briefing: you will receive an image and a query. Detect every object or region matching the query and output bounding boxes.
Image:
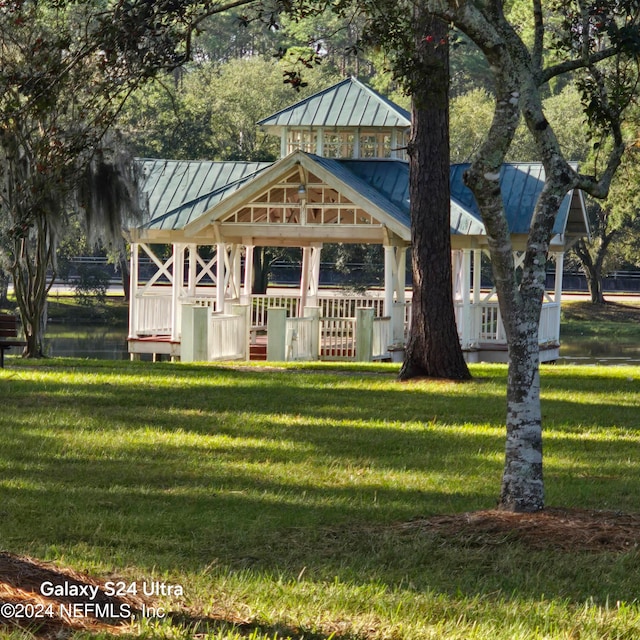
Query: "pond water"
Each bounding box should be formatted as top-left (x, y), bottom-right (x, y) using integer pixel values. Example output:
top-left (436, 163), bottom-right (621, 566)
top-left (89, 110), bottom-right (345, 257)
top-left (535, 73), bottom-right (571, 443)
top-left (557, 336), bottom-right (640, 366)
top-left (44, 325), bottom-right (129, 360)
top-left (41, 325), bottom-right (640, 366)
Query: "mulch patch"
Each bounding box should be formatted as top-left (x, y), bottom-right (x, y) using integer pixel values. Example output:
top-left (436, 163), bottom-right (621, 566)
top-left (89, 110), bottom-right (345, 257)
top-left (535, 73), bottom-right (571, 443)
top-left (399, 507), bottom-right (640, 552)
top-left (2, 508), bottom-right (640, 637)
top-left (0, 552), bottom-right (148, 637)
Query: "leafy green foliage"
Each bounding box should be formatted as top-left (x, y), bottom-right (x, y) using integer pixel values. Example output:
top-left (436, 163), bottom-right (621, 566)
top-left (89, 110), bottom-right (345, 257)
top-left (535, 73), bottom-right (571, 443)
top-left (119, 57), bottom-right (340, 161)
top-left (0, 0), bottom-right (260, 356)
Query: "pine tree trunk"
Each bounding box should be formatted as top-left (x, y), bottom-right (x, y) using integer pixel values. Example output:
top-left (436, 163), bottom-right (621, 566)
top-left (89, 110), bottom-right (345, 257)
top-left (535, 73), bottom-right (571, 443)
top-left (399, 14), bottom-right (471, 381)
top-left (252, 247), bottom-right (269, 294)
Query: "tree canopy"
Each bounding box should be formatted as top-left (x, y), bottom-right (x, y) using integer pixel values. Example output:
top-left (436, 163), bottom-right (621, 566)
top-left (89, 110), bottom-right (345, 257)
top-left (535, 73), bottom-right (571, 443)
top-left (0, 0), bottom-right (258, 355)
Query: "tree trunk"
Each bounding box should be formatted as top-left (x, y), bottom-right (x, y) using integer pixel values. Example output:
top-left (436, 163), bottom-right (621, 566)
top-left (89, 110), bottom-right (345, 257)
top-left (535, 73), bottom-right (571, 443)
top-left (573, 237), bottom-right (612, 305)
top-left (399, 13), bottom-right (471, 381)
top-left (252, 247), bottom-right (269, 294)
top-left (119, 252), bottom-right (131, 302)
top-left (586, 265), bottom-right (605, 305)
top-left (501, 327), bottom-right (544, 511)
top-left (416, 0), bottom-right (626, 513)
top-left (10, 217), bottom-right (55, 358)
top-left (0, 270), bottom-right (8, 306)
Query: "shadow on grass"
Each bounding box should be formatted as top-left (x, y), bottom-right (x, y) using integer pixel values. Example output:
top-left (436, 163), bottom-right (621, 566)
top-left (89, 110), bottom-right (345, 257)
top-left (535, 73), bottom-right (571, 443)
top-left (2, 361), bottom-right (640, 615)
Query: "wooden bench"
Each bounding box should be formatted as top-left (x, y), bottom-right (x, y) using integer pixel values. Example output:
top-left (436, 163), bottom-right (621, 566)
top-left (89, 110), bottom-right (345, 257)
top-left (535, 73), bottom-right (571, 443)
top-left (0, 314), bottom-right (27, 367)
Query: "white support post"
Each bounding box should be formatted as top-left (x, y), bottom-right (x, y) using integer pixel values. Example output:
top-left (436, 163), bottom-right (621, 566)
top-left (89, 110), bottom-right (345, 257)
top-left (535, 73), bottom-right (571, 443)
top-left (396, 246), bottom-right (407, 304)
top-left (181, 304), bottom-right (209, 362)
top-left (316, 127), bottom-right (324, 156)
top-left (356, 308), bottom-right (374, 362)
top-left (128, 243), bottom-right (139, 340)
top-left (267, 308), bottom-right (287, 361)
top-left (461, 249), bottom-right (472, 348)
top-left (242, 244), bottom-right (254, 304)
top-left (392, 302), bottom-right (405, 345)
top-left (187, 244), bottom-right (197, 297)
top-left (171, 243), bottom-right (184, 341)
top-left (309, 244), bottom-right (322, 307)
top-left (554, 251), bottom-right (564, 341)
top-left (231, 244), bottom-right (241, 301)
top-left (305, 306), bottom-right (321, 360)
top-left (473, 249), bottom-right (482, 304)
top-left (384, 245), bottom-right (395, 317)
top-left (216, 242), bottom-right (226, 313)
top-left (299, 247), bottom-right (311, 316)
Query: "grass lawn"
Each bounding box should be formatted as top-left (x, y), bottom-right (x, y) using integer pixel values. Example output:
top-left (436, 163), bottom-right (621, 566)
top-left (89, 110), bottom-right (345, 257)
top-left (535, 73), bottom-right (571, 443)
top-left (1, 359), bottom-right (640, 639)
top-left (561, 299), bottom-right (640, 339)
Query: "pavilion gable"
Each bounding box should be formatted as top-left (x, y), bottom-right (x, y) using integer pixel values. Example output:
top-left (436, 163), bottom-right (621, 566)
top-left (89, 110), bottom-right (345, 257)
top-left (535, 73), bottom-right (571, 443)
top-left (181, 151), bottom-right (412, 246)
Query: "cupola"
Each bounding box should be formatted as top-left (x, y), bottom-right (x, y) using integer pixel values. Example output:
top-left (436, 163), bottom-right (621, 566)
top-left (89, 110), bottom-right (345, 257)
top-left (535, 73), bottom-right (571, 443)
top-left (258, 77), bottom-right (411, 160)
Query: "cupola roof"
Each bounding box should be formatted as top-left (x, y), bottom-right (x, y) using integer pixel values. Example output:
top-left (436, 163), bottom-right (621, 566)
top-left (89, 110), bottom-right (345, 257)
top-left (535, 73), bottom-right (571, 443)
top-left (257, 76), bottom-right (411, 132)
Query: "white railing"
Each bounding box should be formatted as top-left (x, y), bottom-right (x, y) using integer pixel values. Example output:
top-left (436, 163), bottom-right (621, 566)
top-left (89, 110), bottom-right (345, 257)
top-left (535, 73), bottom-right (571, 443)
top-left (372, 317), bottom-right (391, 360)
top-left (190, 296), bottom-right (217, 308)
top-left (209, 313), bottom-right (246, 360)
top-left (135, 293), bottom-right (172, 336)
top-left (320, 317), bottom-right (356, 361)
top-left (538, 302), bottom-right (560, 344)
top-left (404, 301), bottom-right (412, 337)
top-left (285, 317), bottom-right (317, 361)
top-left (317, 295), bottom-right (385, 319)
top-left (459, 300), bottom-right (560, 347)
top-left (478, 303), bottom-right (506, 342)
top-left (252, 295), bottom-right (300, 328)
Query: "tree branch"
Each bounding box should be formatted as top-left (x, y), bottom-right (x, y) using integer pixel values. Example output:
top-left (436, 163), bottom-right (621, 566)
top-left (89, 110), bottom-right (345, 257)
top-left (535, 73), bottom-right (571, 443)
top-left (539, 47), bottom-right (618, 84)
top-left (531, 0), bottom-right (544, 72)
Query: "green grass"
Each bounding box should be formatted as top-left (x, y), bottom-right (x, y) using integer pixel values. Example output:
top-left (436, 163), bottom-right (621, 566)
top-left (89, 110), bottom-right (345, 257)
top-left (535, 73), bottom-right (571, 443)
top-left (2, 360), bottom-right (640, 639)
top-left (561, 299), bottom-right (640, 339)
top-left (2, 292), bottom-right (129, 326)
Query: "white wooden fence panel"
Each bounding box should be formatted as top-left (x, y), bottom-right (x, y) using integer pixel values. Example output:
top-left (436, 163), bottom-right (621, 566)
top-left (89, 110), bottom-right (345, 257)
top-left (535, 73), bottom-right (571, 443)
top-left (252, 295), bottom-right (300, 328)
top-left (318, 295), bottom-right (385, 318)
top-left (285, 317), bottom-right (317, 361)
top-left (478, 303), bottom-right (505, 342)
top-left (538, 303), bottom-right (560, 344)
top-left (209, 313), bottom-right (246, 360)
top-left (320, 317), bottom-right (356, 361)
top-left (372, 317), bottom-right (391, 360)
top-left (136, 294), bottom-right (172, 335)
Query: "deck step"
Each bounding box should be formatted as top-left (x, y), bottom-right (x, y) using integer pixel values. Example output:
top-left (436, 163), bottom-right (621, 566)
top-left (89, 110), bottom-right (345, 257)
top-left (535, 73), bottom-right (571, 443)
top-left (250, 344), bottom-right (267, 361)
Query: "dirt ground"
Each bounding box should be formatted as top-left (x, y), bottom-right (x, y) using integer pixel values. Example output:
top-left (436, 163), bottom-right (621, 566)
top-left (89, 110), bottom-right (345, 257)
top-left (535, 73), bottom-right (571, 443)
top-left (2, 508), bottom-right (640, 638)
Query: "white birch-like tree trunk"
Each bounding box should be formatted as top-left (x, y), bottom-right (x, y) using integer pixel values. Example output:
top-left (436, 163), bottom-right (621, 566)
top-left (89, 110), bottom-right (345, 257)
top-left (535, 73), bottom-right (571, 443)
top-left (425, 0), bottom-right (629, 511)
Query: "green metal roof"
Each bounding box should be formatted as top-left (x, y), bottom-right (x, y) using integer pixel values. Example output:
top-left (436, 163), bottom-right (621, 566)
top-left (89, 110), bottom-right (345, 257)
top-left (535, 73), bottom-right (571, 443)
top-left (310, 156), bottom-right (411, 231)
top-left (257, 77), bottom-right (411, 130)
top-left (334, 159), bottom-right (485, 235)
top-left (450, 163), bottom-right (579, 236)
top-left (137, 159), bottom-right (271, 231)
top-left (133, 154), bottom-right (583, 242)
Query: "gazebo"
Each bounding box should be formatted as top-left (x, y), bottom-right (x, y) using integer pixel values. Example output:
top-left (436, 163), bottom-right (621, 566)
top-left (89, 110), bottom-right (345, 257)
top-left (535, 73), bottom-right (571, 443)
top-left (124, 77), bottom-right (589, 363)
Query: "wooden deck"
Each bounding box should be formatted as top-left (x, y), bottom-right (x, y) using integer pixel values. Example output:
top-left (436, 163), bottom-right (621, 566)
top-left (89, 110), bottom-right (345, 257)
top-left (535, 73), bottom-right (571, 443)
top-left (128, 335), bottom-right (180, 361)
